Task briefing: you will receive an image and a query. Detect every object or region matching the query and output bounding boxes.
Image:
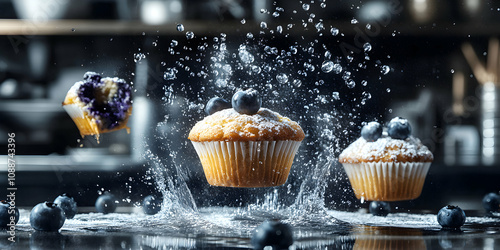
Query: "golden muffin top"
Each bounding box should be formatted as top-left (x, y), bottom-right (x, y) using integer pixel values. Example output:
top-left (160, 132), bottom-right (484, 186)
top-left (338, 134), bottom-right (434, 163)
top-left (188, 108), bottom-right (305, 142)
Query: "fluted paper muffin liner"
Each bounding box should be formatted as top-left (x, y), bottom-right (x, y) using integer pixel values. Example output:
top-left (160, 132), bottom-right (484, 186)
top-left (342, 162), bottom-right (431, 201)
top-left (63, 104), bottom-right (131, 138)
top-left (191, 140), bottom-right (301, 187)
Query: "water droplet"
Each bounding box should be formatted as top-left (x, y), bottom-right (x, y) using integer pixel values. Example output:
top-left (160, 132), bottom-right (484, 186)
top-left (133, 53), bottom-right (146, 63)
top-left (346, 79), bottom-right (355, 88)
top-left (333, 63), bottom-right (342, 74)
top-left (251, 65), bottom-right (261, 74)
top-left (332, 92), bottom-right (340, 100)
top-left (176, 24), bottom-right (184, 32)
top-left (170, 40), bottom-right (178, 47)
top-left (246, 32), bottom-right (254, 39)
top-left (152, 41), bottom-right (157, 47)
top-left (386, 88), bottom-right (391, 93)
top-left (304, 62), bottom-right (315, 72)
top-left (315, 22), bottom-right (324, 32)
top-left (366, 24), bottom-right (371, 30)
top-left (260, 8), bottom-right (267, 13)
top-left (351, 18), bottom-right (359, 24)
top-left (272, 11), bottom-right (280, 17)
top-left (324, 51), bottom-right (332, 59)
top-left (260, 22), bottom-right (268, 29)
top-left (276, 73), bottom-right (289, 84)
top-left (363, 42), bottom-right (372, 52)
top-left (362, 91), bottom-right (372, 100)
top-left (71, 28), bottom-right (75, 32)
top-left (238, 45), bottom-right (255, 64)
top-left (302, 3), bottom-right (310, 11)
top-left (163, 68), bottom-right (177, 80)
top-left (276, 25), bottom-right (283, 34)
top-left (186, 31), bottom-right (194, 39)
top-left (381, 65), bottom-right (390, 75)
top-left (320, 3), bottom-right (327, 8)
top-left (361, 80), bottom-right (368, 86)
top-left (321, 61), bottom-right (334, 73)
top-left (331, 27), bottom-right (339, 36)
top-left (290, 46), bottom-right (298, 54)
top-left (292, 79), bottom-right (302, 87)
top-left (342, 71), bottom-right (351, 80)
top-left (240, 19), bottom-right (246, 24)
top-left (450, 69), bottom-right (455, 73)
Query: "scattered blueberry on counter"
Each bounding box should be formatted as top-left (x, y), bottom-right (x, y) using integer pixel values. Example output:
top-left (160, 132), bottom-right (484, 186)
top-left (232, 88), bottom-right (262, 115)
top-left (142, 195), bottom-right (162, 215)
top-left (251, 220), bottom-right (293, 250)
top-left (369, 201), bottom-right (391, 217)
top-left (0, 200), bottom-right (19, 228)
top-left (437, 205), bottom-right (466, 229)
top-left (482, 192), bottom-right (500, 213)
top-left (387, 117), bottom-right (412, 140)
top-left (30, 202), bottom-right (66, 232)
top-left (361, 121), bottom-right (383, 142)
top-left (95, 193), bottom-right (117, 214)
top-left (205, 97), bottom-right (232, 115)
top-left (54, 194), bottom-right (77, 219)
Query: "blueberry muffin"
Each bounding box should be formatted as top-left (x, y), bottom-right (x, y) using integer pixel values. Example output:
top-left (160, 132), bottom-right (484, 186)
top-left (339, 118), bottom-right (433, 201)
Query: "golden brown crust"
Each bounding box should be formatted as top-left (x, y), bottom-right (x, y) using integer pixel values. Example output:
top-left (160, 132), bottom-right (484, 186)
top-left (338, 136), bottom-right (434, 163)
top-left (188, 108), bottom-right (305, 142)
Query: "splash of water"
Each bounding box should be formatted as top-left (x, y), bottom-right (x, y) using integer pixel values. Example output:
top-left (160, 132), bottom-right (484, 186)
top-left (139, 0), bottom-right (392, 227)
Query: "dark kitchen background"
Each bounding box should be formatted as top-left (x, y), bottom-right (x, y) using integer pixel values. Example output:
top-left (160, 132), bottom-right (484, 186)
top-left (0, 0), bottom-right (499, 212)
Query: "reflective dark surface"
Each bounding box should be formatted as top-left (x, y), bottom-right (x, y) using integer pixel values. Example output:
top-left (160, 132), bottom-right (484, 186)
top-left (0, 208), bottom-right (499, 249)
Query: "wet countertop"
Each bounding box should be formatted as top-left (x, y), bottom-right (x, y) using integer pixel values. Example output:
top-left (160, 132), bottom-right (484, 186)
top-left (1, 207), bottom-right (499, 249)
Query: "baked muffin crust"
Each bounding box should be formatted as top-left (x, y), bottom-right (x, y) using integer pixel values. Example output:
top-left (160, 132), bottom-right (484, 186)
top-left (339, 135), bottom-right (433, 163)
top-left (188, 108), bottom-right (305, 142)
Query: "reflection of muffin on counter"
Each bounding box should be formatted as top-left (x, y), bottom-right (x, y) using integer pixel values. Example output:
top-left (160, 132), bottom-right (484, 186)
top-left (339, 118), bottom-right (433, 201)
top-left (62, 72), bottom-right (132, 139)
top-left (188, 89), bottom-right (305, 187)
top-left (353, 226), bottom-right (426, 250)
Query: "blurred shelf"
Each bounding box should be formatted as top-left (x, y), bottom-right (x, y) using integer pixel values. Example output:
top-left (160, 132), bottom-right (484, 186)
top-left (0, 154), bottom-right (142, 172)
top-left (0, 19), bottom-right (499, 36)
top-left (0, 19), bottom-right (251, 36)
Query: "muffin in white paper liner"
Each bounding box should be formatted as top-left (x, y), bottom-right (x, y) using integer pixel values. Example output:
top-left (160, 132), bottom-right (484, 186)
top-left (342, 162), bottom-right (431, 201)
top-left (62, 103), bottom-right (101, 137)
top-left (191, 140), bottom-right (301, 187)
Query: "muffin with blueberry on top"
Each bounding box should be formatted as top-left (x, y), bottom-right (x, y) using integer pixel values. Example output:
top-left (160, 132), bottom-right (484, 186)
top-left (339, 117), bottom-right (433, 201)
top-left (188, 89), bottom-right (305, 188)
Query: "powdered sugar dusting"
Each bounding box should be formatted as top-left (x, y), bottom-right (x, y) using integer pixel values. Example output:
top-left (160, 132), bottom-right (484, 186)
top-left (188, 108), bottom-right (305, 141)
top-left (339, 134), bottom-right (433, 163)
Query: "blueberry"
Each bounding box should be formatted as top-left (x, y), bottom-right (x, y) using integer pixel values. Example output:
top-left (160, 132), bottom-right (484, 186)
top-left (251, 220), bottom-right (293, 250)
top-left (0, 200), bottom-right (19, 229)
top-left (53, 194), bottom-right (77, 219)
top-left (482, 192), bottom-right (500, 213)
top-left (369, 201), bottom-right (391, 217)
top-left (205, 97), bottom-right (231, 115)
top-left (361, 121), bottom-right (383, 142)
top-left (232, 88), bottom-right (262, 115)
top-left (387, 117), bottom-right (412, 140)
top-left (95, 193), bottom-right (117, 214)
top-left (83, 71), bottom-right (101, 82)
top-left (437, 205), bottom-right (466, 229)
top-left (142, 195), bottom-right (162, 215)
top-left (30, 202), bottom-right (66, 232)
